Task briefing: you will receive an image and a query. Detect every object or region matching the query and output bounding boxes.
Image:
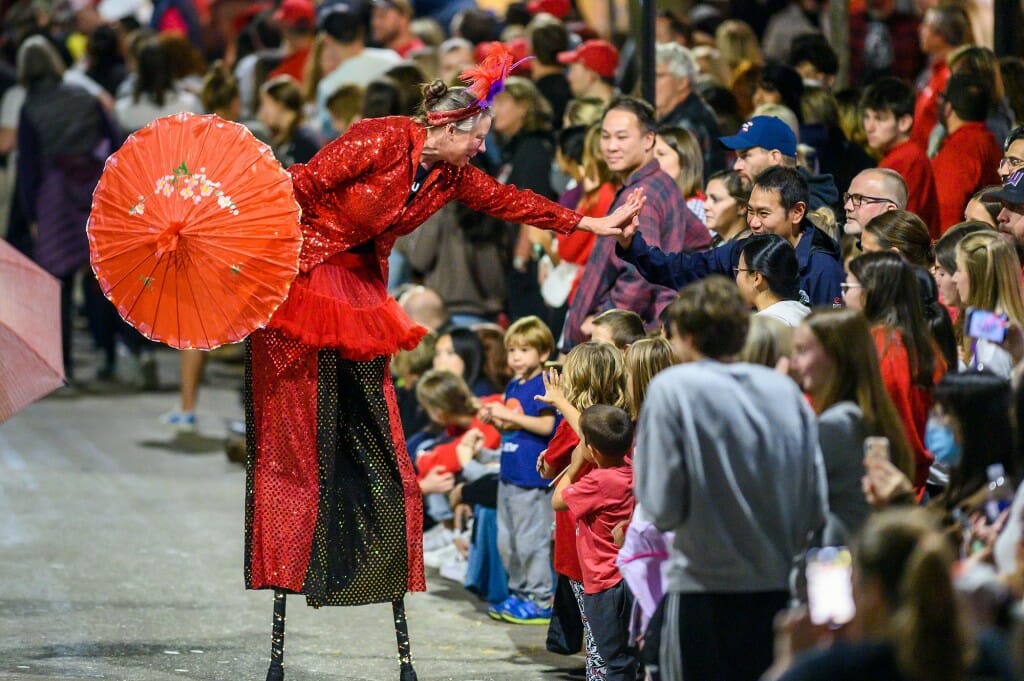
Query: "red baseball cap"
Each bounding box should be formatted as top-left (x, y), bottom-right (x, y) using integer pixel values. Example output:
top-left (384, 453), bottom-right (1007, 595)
top-left (273, 0), bottom-right (315, 27)
top-left (557, 39), bottom-right (619, 79)
top-left (526, 0), bottom-right (571, 19)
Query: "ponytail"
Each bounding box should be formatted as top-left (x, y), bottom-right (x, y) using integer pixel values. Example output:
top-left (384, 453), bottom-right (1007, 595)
top-left (894, 531), bottom-right (966, 681)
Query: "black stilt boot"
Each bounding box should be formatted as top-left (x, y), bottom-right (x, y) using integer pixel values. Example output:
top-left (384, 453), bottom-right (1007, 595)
top-left (266, 590), bottom-right (287, 681)
top-left (392, 598), bottom-right (418, 681)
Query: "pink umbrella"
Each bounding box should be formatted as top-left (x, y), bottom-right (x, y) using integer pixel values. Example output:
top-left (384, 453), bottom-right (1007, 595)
top-left (0, 241), bottom-right (64, 423)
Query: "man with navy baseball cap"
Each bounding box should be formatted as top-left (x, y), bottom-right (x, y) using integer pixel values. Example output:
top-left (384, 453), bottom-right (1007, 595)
top-left (720, 115), bottom-right (839, 213)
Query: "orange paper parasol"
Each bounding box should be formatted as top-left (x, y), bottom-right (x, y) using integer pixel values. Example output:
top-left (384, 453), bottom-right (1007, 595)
top-left (88, 113), bottom-right (302, 350)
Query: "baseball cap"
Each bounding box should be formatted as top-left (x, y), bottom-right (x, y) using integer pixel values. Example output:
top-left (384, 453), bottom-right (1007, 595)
top-left (372, 0), bottom-right (413, 18)
top-left (557, 39), bottom-right (619, 79)
top-left (988, 169), bottom-right (1024, 206)
top-left (719, 115), bottom-right (797, 157)
top-left (273, 0), bottom-right (315, 27)
top-left (526, 0), bottom-right (571, 18)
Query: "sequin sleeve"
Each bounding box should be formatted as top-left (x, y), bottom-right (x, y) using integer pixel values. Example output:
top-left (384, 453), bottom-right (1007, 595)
top-left (453, 163), bottom-right (581, 234)
top-left (288, 118), bottom-right (405, 207)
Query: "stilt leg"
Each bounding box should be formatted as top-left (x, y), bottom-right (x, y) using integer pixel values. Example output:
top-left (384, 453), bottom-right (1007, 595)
top-left (266, 590), bottom-right (287, 681)
top-left (392, 598), bottom-right (418, 681)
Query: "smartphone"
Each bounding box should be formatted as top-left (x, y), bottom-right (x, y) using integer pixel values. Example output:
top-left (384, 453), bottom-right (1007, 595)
top-left (805, 546), bottom-right (855, 627)
top-left (863, 436), bottom-right (890, 463)
top-left (965, 307), bottom-right (1009, 343)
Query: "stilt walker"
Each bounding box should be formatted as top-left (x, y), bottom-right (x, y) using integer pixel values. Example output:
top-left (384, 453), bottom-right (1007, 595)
top-left (90, 46), bottom-right (643, 680)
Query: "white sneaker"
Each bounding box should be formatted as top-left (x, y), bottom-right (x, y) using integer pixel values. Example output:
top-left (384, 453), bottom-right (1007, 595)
top-left (439, 556), bottom-right (468, 584)
top-left (422, 524), bottom-right (454, 552)
top-left (423, 542), bottom-right (459, 569)
top-left (159, 410), bottom-right (196, 432)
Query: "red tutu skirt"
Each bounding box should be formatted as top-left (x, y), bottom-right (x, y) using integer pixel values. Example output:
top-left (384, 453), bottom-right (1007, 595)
top-left (268, 250), bottom-right (427, 358)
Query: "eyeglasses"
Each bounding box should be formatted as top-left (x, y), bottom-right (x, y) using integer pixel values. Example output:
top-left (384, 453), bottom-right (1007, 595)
top-left (840, 282), bottom-right (862, 293)
top-left (733, 267), bottom-right (753, 276)
top-left (843, 192), bottom-right (896, 209)
top-left (999, 156), bottom-right (1024, 172)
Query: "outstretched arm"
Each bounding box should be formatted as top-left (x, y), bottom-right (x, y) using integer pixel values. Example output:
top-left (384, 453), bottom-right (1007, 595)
top-left (613, 228), bottom-right (739, 292)
top-left (455, 164), bottom-right (642, 236)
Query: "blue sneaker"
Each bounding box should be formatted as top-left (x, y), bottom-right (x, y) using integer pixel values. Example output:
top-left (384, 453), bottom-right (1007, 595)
top-left (500, 596), bottom-right (551, 625)
top-left (486, 595), bottom-right (522, 621)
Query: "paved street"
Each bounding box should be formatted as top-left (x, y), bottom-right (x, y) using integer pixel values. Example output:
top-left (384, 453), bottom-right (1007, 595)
top-left (0, 345), bottom-right (581, 681)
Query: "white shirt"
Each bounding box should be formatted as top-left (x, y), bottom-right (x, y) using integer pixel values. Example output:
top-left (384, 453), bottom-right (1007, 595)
top-left (316, 47), bottom-right (401, 138)
top-left (758, 300), bottom-right (811, 327)
top-left (114, 89), bottom-right (203, 133)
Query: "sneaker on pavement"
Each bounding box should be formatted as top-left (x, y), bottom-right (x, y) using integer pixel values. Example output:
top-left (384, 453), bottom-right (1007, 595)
top-left (487, 595), bottom-right (523, 621)
top-left (159, 410), bottom-right (196, 431)
top-left (438, 556), bottom-right (468, 584)
top-left (422, 542), bottom-right (459, 569)
top-left (422, 524), bottom-right (454, 552)
top-left (501, 597), bottom-right (552, 625)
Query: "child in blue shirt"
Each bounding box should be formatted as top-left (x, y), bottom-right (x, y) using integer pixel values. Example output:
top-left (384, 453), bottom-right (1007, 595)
top-left (480, 315), bottom-right (559, 624)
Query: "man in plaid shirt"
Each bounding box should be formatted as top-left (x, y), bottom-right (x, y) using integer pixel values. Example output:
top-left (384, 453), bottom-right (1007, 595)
top-left (560, 96), bottom-right (711, 352)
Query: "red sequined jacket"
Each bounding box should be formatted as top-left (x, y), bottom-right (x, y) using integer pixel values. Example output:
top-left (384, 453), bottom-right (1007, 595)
top-left (267, 116), bottom-right (582, 356)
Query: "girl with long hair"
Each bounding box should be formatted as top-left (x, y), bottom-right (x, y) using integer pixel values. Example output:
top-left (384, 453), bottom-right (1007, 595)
top-left (791, 308), bottom-right (916, 543)
top-left (846, 252), bottom-right (947, 488)
top-left (537, 341), bottom-right (631, 681)
top-left (953, 231), bottom-right (1024, 377)
top-left (433, 326), bottom-right (500, 397)
top-left (654, 125), bottom-right (706, 223)
top-left (703, 170), bottom-right (752, 245)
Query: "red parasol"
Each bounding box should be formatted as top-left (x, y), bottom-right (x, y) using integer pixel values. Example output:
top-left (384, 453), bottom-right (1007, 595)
top-left (0, 241), bottom-right (64, 423)
top-left (87, 112), bottom-right (302, 350)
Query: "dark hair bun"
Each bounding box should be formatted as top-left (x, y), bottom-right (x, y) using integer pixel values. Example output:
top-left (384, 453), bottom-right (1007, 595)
top-left (422, 79), bottom-right (448, 109)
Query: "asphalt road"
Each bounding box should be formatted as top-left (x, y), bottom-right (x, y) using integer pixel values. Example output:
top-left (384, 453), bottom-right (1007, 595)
top-left (0, 345), bottom-right (582, 681)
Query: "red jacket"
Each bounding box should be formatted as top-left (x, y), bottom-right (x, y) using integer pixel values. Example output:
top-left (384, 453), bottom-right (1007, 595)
top-left (881, 140), bottom-right (941, 239)
top-left (873, 327), bottom-right (946, 488)
top-left (931, 122), bottom-right (1002, 234)
top-left (415, 411), bottom-right (501, 480)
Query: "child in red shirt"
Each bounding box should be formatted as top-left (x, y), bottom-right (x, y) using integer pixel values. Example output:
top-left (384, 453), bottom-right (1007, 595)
top-left (554, 405), bottom-right (638, 681)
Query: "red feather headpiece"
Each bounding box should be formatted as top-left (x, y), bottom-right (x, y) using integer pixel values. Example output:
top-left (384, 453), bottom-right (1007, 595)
top-left (425, 44), bottom-right (533, 127)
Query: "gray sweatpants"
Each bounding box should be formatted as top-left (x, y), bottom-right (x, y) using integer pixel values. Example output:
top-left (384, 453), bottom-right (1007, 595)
top-left (497, 480), bottom-right (554, 602)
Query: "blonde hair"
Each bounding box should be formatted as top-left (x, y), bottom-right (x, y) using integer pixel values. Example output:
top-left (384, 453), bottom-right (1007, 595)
top-left (564, 97), bottom-right (606, 127)
top-left (391, 333), bottom-right (437, 384)
top-left (625, 337), bottom-right (675, 414)
top-left (715, 20), bottom-right (762, 73)
top-left (739, 315), bottom-right (793, 368)
top-left (856, 508), bottom-right (967, 681)
top-left (415, 369), bottom-right (479, 416)
top-left (582, 123), bottom-right (613, 187)
top-left (561, 342), bottom-right (630, 414)
top-left (957, 231), bottom-right (1024, 360)
top-left (504, 315), bottom-right (554, 356)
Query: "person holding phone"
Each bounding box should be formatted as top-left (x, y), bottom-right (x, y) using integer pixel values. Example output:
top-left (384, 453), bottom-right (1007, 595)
top-left (790, 309), bottom-right (916, 544)
top-left (845, 252), bottom-right (947, 489)
top-left (953, 231), bottom-right (1024, 377)
top-left (764, 509), bottom-right (966, 681)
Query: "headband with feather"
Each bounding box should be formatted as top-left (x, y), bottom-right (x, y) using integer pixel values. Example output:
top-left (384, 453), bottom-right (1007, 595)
top-left (425, 45), bottom-right (532, 127)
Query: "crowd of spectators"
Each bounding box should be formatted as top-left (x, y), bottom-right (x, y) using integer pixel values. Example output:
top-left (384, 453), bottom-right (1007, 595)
top-left (7, 0), bottom-right (1024, 678)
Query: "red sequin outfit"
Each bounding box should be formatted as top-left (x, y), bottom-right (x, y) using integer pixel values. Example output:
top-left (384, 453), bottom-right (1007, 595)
top-left (244, 117), bottom-right (581, 606)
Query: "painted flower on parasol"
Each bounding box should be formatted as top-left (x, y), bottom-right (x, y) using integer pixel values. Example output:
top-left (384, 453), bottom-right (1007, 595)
top-left (88, 113), bottom-right (303, 350)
